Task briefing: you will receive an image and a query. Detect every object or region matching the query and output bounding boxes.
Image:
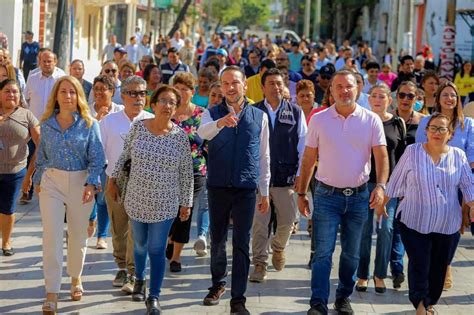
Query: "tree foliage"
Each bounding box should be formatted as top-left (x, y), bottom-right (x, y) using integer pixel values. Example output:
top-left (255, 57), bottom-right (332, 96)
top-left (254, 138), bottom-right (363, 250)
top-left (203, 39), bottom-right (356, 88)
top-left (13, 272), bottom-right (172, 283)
top-left (210, 0), bottom-right (270, 33)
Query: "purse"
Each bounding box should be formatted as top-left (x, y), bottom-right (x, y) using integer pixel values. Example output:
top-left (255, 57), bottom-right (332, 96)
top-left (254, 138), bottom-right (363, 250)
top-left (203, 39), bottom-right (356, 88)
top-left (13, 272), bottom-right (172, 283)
top-left (115, 124), bottom-right (139, 204)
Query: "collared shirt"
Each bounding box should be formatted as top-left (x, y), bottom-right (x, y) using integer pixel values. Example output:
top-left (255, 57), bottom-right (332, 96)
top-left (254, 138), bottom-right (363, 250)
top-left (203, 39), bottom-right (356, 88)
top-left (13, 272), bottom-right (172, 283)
top-left (24, 67), bottom-right (66, 119)
top-left (170, 38), bottom-right (185, 51)
top-left (316, 58), bottom-right (331, 71)
top-left (306, 104), bottom-right (386, 188)
top-left (386, 143), bottom-right (474, 235)
top-left (33, 112), bottom-right (106, 186)
top-left (263, 99), bottom-right (307, 175)
top-left (89, 102), bottom-right (124, 119)
top-left (102, 43), bottom-right (121, 61)
top-left (357, 92), bottom-right (371, 110)
top-left (99, 109), bottom-right (154, 176)
top-left (416, 116), bottom-right (474, 164)
top-left (125, 44), bottom-right (139, 63)
top-left (137, 43), bottom-right (153, 62)
top-left (197, 101), bottom-right (271, 196)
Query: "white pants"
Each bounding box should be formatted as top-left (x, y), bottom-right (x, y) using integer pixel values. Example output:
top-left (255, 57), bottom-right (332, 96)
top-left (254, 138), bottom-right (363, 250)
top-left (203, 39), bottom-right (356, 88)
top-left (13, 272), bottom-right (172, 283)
top-left (39, 168), bottom-right (93, 293)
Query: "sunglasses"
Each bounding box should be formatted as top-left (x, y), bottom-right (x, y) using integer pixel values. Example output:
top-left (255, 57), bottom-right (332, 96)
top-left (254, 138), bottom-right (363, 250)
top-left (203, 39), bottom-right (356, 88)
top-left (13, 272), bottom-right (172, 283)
top-left (398, 92), bottom-right (416, 100)
top-left (124, 90), bottom-right (147, 98)
top-left (321, 75), bottom-right (331, 80)
top-left (104, 69), bottom-right (117, 74)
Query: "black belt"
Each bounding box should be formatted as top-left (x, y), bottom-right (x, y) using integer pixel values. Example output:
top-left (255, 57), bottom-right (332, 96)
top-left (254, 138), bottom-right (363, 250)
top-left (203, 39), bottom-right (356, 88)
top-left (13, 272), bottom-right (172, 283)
top-left (316, 180), bottom-right (367, 196)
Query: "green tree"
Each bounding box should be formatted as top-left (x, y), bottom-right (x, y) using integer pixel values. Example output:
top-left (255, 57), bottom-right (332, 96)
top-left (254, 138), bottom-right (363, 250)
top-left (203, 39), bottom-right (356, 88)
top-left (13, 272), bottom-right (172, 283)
top-left (209, 0), bottom-right (270, 33)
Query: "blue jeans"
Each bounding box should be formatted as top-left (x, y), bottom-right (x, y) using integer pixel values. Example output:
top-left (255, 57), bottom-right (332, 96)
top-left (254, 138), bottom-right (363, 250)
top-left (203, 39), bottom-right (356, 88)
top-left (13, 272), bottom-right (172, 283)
top-left (358, 183), bottom-right (397, 279)
top-left (390, 203), bottom-right (405, 277)
top-left (0, 168), bottom-right (27, 215)
top-left (131, 218), bottom-right (174, 298)
top-left (89, 170), bottom-right (110, 238)
top-left (310, 182), bottom-right (369, 306)
top-left (196, 187), bottom-right (209, 237)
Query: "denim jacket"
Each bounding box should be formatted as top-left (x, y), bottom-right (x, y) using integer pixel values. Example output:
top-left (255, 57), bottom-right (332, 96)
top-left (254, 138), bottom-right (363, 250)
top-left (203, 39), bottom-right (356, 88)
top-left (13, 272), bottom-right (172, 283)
top-left (33, 111), bottom-right (105, 186)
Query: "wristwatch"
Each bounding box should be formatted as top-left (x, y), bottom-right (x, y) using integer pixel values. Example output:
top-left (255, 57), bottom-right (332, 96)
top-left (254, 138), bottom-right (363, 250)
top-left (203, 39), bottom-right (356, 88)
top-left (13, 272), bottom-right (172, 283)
top-left (376, 183), bottom-right (387, 191)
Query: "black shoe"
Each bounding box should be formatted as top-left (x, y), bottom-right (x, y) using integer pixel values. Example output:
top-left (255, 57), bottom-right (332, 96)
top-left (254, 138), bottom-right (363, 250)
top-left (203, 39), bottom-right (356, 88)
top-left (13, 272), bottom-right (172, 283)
top-left (132, 279), bottom-right (146, 301)
top-left (203, 285), bottom-right (225, 306)
top-left (374, 278), bottom-right (386, 294)
top-left (2, 248), bottom-right (14, 256)
top-left (355, 283), bottom-right (368, 292)
top-left (165, 242), bottom-right (173, 260)
top-left (307, 303), bottom-right (328, 315)
top-left (392, 273), bottom-right (405, 289)
top-left (230, 301), bottom-right (250, 315)
top-left (169, 261), bottom-right (182, 272)
top-left (145, 296), bottom-right (161, 315)
top-left (334, 297), bottom-right (354, 315)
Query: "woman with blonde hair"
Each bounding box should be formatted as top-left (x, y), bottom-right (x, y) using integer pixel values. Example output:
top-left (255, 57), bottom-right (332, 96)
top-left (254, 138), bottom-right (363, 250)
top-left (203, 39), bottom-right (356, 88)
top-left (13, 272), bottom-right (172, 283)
top-left (33, 76), bottom-right (105, 314)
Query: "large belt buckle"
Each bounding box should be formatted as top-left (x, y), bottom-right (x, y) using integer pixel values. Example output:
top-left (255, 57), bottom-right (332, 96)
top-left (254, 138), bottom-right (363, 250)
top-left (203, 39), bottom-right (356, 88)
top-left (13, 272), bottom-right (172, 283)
top-left (342, 188), bottom-right (354, 196)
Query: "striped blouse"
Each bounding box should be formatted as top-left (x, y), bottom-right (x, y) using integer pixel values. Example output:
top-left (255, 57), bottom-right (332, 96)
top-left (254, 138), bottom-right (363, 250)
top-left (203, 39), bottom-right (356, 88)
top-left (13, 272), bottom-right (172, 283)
top-left (386, 143), bottom-right (474, 235)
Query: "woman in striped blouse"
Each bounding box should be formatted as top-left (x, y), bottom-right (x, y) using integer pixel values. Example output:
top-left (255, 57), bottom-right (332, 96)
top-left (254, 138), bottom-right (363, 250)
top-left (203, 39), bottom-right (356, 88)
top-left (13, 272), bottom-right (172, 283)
top-left (379, 113), bottom-right (474, 315)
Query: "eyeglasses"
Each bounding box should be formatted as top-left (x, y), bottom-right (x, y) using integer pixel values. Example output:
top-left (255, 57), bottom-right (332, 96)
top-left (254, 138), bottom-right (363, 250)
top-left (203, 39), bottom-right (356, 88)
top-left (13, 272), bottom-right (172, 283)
top-left (398, 92), bottom-right (416, 100)
top-left (104, 69), bottom-right (117, 74)
top-left (124, 90), bottom-right (147, 98)
top-left (93, 87), bottom-right (110, 93)
top-left (157, 98), bottom-right (177, 107)
top-left (427, 125), bottom-right (449, 134)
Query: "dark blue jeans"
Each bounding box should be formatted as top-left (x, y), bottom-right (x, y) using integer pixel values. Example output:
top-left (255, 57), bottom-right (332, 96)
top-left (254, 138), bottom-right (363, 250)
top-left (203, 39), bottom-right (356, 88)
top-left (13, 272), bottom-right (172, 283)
top-left (358, 183), bottom-right (397, 279)
top-left (208, 187), bottom-right (256, 306)
top-left (310, 183), bottom-right (369, 306)
top-left (399, 222), bottom-right (456, 309)
top-left (390, 208), bottom-right (405, 277)
top-left (0, 168), bottom-right (27, 215)
top-left (131, 218), bottom-right (174, 298)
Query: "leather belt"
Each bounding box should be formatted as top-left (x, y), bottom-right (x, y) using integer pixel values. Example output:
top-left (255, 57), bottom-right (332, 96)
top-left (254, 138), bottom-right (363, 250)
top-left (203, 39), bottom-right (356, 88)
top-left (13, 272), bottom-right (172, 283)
top-left (316, 180), bottom-right (367, 197)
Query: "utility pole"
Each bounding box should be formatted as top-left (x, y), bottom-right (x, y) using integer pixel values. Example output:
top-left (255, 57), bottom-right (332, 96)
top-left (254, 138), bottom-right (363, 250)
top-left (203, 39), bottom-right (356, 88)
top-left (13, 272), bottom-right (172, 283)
top-left (440, 0), bottom-right (457, 80)
top-left (53, 0), bottom-right (70, 69)
top-left (312, 0), bottom-right (321, 42)
top-left (304, 0), bottom-right (311, 39)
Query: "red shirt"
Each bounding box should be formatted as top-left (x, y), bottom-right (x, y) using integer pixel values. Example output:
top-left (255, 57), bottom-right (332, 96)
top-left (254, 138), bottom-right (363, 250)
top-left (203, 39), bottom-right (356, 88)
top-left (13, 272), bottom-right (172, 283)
top-left (307, 105), bottom-right (328, 124)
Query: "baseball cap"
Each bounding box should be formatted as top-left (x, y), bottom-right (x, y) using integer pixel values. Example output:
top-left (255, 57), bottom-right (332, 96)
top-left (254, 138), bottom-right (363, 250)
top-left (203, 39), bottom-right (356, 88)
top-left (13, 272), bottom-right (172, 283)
top-left (216, 48), bottom-right (228, 57)
top-left (114, 47), bottom-right (127, 54)
top-left (319, 64), bottom-right (335, 78)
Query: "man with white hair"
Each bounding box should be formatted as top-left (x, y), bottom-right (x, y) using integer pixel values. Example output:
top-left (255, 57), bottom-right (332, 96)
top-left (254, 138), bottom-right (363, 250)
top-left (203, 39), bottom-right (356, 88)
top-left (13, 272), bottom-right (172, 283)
top-left (170, 30), bottom-right (185, 51)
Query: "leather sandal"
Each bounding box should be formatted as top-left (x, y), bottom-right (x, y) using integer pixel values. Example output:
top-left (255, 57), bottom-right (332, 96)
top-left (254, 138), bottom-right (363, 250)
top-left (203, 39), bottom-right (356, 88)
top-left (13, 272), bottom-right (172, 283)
top-left (42, 300), bottom-right (57, 314)
top-left (70, 284), bottom-right (84, 301)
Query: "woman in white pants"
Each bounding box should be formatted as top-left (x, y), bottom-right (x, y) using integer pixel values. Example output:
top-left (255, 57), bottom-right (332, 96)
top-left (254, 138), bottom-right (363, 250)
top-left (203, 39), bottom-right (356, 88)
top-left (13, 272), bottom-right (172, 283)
top-left (33, 76), bottom-right (106, 314)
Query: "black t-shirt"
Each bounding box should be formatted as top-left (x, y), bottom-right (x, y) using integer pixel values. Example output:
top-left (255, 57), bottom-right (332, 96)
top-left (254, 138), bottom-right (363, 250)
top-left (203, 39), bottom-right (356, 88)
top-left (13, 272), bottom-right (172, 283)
top-left (369, 116), bottom-right (406, 183)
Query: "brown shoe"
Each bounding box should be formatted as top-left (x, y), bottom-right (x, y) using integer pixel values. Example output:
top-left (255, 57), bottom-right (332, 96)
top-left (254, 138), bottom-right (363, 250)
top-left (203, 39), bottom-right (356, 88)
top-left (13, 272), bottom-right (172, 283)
top-left (203, 285), bottom-right (225, 306)
top-left (443, 265), bottom-right (453, 290)
top-left (272, 250), bottom-right (286, 271)
top-left (249, 264), bottom-right (267, 282)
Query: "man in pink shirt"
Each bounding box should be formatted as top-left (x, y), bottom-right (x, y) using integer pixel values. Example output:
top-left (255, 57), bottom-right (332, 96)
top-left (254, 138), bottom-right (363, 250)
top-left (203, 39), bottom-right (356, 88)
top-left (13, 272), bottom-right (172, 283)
top-left (297, 70), bottom-right (389, 315)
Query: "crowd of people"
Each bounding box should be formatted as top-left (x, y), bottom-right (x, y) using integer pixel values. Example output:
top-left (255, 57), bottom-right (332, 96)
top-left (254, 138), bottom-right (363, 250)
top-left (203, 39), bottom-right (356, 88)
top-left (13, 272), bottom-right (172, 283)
top-left (0, 28), bottom-right (473, 315)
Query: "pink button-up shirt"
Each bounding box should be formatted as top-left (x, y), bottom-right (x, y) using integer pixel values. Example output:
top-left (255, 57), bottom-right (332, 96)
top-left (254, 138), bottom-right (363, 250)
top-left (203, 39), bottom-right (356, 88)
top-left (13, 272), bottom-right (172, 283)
top-left (306, 105), bottom-right (386, 188)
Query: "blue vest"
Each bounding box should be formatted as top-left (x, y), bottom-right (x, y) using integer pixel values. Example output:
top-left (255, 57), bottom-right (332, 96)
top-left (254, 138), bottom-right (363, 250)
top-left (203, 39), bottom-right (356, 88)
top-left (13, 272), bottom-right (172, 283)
top-left (160, 62), bottom-right (189, 84)
top-left (207, 101), bottom-right (264, 189)
top-left (255, 100), bottom-right (300, 187)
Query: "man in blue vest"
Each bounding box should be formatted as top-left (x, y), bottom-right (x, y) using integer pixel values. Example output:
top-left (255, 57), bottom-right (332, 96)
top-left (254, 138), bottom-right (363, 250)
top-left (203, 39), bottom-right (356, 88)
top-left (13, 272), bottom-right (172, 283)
top-left (159, 47), bottom-right (190, 84)
top-left (200, 34), bottom-right (223, 68)
top-left (197, 66), bottom-right (270, 315)
top-left (249, 68), bottom-right (307, 283)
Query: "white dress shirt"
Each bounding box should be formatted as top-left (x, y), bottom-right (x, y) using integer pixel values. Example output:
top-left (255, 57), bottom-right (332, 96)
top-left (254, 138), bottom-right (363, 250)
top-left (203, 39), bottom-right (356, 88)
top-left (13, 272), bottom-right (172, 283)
top-left (197, 103), bottom-right (271, 196)
top-left (170, 38), bottom-right (185, 51)
top-left (24, 67), bottom-right (66, 119)
top-left (89, 102), bottom-right (124, 119)
top-left (99, 109), bottom-right (154, 176)
top-left (263, 99), bottom-right (308, 175)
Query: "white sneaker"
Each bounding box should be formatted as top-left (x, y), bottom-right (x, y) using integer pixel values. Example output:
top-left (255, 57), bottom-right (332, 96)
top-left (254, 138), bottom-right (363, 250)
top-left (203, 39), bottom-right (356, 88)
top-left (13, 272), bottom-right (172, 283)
top-left (193, 235), bottom-right (208, 257)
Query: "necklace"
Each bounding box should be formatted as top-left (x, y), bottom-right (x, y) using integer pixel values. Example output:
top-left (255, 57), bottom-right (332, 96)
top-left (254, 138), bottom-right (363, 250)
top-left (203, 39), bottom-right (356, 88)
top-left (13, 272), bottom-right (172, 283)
top-left (396, 109), bottom-right (414, 125)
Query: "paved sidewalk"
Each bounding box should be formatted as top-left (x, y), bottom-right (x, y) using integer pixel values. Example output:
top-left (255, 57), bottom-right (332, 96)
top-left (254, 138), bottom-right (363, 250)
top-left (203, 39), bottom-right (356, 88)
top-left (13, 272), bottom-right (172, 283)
top-left (0, 197), bottom-right (473, 314)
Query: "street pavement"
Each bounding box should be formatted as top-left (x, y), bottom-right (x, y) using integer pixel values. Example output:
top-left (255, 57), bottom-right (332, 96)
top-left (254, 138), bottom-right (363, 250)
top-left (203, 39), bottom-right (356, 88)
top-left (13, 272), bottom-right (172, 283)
top-left (0, 196), bottom-right (473, 314)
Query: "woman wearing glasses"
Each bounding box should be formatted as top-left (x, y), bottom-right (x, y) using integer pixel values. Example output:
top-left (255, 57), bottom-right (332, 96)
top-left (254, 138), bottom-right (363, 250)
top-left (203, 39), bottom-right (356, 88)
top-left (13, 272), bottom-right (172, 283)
top-left (416, 81), bottom-right (474, 290)
top-left (379, 112), bottom-right (474, 315)
top-left (298, 54), bottom-right (318, 88)
top-left (88, 61), bottom-right (123, 105)
top-left (109, 85), bottom-right (193, 314)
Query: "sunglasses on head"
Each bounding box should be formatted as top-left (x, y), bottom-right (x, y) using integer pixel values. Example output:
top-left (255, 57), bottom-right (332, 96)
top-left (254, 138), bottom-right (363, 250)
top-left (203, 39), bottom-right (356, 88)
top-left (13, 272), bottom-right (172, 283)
top-left (398, 92), bottom-right (416, 100)
top-left (104, 69), bottom-right (117, 74)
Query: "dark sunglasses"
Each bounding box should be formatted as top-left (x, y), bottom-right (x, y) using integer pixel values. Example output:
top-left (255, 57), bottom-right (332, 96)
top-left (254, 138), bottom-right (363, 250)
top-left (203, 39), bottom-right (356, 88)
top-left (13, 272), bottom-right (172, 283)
top-left (321, 75), bottom-right (331, 80)
top-left (124, 90), bottom-right (147, 98)
top-left (398, 92), bottom-right (416, 100)
top-left (104, 69), bottom-right (117, 74)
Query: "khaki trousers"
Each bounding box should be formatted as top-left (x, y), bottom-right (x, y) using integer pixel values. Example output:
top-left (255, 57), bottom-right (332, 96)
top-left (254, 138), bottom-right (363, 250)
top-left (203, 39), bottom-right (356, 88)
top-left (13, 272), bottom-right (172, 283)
top-left (39, 169), bottom-right (93, 293)
top-left (252, 187), bottom-right (298, 266)
top-left (104, 176), bottom-right (134, 274)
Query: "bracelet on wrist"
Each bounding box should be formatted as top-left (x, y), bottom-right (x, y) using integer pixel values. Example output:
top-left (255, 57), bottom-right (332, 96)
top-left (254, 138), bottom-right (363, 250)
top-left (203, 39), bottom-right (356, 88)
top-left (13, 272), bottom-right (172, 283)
top-left (297, 192), bottom-right (307, 196)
